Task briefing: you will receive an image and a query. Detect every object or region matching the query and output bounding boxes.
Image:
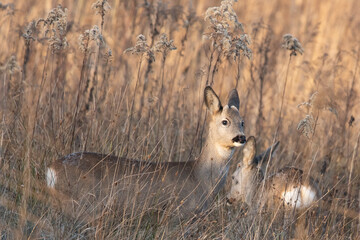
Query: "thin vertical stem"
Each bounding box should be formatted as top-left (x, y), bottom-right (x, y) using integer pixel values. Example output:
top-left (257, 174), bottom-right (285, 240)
top-left (206, 48), bottom-right (215, 86)
top-left (126, 56), bottom-right (143, 155)
top-left (210, 52), bottom-right (221, 86)
top-left (235, 58), bottom-right (241, 88)
top-left (343, 132), bottom-right (360, 233)
top-left (261, 55), bottom-right (293, 221)
top-left (70, 43), bottom-right (89, 150)
top-left (274, 55), bottom-right (292, 139)
top-left (157, 55), bottom-right (166, 138)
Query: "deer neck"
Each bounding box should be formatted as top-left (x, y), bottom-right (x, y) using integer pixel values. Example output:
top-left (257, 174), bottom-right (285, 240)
top-left (195, 135), bottom-right (234, 193)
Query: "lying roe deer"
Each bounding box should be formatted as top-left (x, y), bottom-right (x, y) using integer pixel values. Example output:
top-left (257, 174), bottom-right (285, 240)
top-left (46, 86), bottom-right (246, 222)
top-left (226, 136), bottom-right (321, 238)
top-left (227, 137), bottom-right (360, 239)
top-left (226, 136), bottom-right (321, 211)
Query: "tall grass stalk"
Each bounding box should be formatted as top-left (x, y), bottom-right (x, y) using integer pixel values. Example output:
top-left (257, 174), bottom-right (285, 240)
top-left (87, 1), bottom-right (110, 114)
top-left (274, 54), bottom-right (292, 140)
top-left (126, 55), bottom-right (143, 155)
top-left (343, 47), bottom-right (359, 138)
top-left (343, 132), bottom-right (360, 235)
top-left (70, 43), bottom-right (89, 150)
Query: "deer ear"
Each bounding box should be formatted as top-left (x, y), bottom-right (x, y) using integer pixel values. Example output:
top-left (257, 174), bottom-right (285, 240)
top-left (243, 136), bottom-right (256, 166)
top-left (227, 89), bottom-right (240, 110)
top-left (204, 86), bottom-right (222, 115)
top-left (253, 140), bottom-right (280, 166)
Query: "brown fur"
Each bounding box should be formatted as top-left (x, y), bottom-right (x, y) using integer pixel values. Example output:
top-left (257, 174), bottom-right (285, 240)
top-left (227, 137), bottom-right (321, 210)
top-left (47, 87), bottom-right (246, 222)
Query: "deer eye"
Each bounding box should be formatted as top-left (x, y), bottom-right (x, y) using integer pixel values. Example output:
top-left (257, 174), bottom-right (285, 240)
top-left (222, 120), bottom-right (229, 126)
top-left (241, 121), bottom-right (244, 127)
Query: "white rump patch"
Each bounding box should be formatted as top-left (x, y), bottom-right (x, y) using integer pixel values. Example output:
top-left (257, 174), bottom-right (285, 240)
top-left (282, 188), bottom-right (301, 208)
top-left (282, 186), bottom-right (316, 209)
top-left (46, 168), bottom-right (57, 188)
top-left (300, 186), bottom-right (317, 207)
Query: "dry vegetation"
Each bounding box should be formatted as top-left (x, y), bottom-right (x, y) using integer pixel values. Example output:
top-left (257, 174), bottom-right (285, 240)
top-left (0, 0), bottom-right (359, 239)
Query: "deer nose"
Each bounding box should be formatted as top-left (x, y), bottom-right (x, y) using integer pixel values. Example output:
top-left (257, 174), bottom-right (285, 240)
top-left (239, 135), bottom-right (246, 144)
top-left (232, 135), bottom-right (246, 144)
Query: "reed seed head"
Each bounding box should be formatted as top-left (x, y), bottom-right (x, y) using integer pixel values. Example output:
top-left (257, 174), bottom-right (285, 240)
top-left (282, 34), bottom-right (304, 56)
top-left (227, 33), bottom-right (253, 60)
top-left (297, 114), bottom-right (315, 139)
top-left (0, 2), bottom-right (14, 15)
top-left (79, 25), bottom-right (104, 53)
top-left (204, 0), bottom-right (252, 61)
top-left (0, 3), bottom-right (8, 9)
top-left (297, 91), bottom-right (318, 112)
top-left (154, 33), bottom-right (177, 58)
top-left (22, 21), bottom-right (37, 45)
top-left (205, 0), bottom-right (243, 33)
top-left (0, 55), bottom-right (21, 75)
top-left (37, 5), bottom-right (68, 37)
top-left (37, 5), bottom-right (69, 53)
top-left (124, 34), bottom-right (155, 62)
top-left (89, 25), bottom-right (103, 44)
top-left (92, 0), bottom-right (111, 17)
top-left (48, 35), bottom-right (69, 53)
top-left (104, 48), bottom-right (113, 62)
top-left (298, 91), bottom-right (338, 117)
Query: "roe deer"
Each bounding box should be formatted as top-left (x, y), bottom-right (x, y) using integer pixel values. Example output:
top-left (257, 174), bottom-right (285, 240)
top-left (226, 136), bottom-right (320, 210)
top-left (226, 136), bottom-right (321, 238)
top-left (46, 86), bottom-right (246, 223)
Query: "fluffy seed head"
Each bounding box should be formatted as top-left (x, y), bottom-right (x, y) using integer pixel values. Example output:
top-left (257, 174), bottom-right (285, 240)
top-left (37, 5), bottom-right (69, 53)
top-left (92, 0), bottom-right (111, 16)
top-left (282, 34), bottom-right (304, 56)
top-left (0, 55), bottom-right (21, 75)
top-left (297, 114), bottom-right (315, 139)
top-left (22, 21), bottom-right (37, 44)
top-left (204, 0), bottom-right (252, 61)
top-left (79, 25), bottom-right (104, 53)
top-left (154, 33), bottom-right (177, 59)
top-left (124, 34), bottom-right (155, 62)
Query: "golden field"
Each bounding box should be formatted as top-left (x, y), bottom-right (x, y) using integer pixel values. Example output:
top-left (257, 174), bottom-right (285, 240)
top-left (0, 0), bottom-right (359, 239)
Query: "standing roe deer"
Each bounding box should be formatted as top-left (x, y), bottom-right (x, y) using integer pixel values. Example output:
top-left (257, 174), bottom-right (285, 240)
top-left (46, 86), bottom-right (246, 223)
top-left (226, 136), bottom-right (320, 210)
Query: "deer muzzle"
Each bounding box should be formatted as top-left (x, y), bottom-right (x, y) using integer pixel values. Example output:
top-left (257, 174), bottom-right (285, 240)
top-left (232, 135), bottom-right (246, 144)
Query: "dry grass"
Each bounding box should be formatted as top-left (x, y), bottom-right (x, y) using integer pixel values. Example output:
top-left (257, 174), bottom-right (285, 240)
top-left (0, 0), bottom-right (359, 239)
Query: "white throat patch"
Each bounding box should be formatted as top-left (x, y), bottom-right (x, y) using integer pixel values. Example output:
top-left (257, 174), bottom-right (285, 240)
top-left (216, 144), bottom-right (234, 159)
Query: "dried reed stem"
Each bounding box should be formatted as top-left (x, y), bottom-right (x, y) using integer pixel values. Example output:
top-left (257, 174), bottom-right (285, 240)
top-left (274, 54), bottom-right (292, 139)
top-left (70, 38), bottom-right (90, 150)
top-left (18, 44), bottom-right (50, 239)
top-left (206, 48), bottom-right (216, 86)
top-left (260, 55), bottom-right (293, 232)
top-left (343, 132), bottom-right (360, 233)
top-left (343, 47), bottom-right (359, 133)
top-left (126, 56), bottom-right (143, 155)
top-left (235, 57), bottom-right (241, 88)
